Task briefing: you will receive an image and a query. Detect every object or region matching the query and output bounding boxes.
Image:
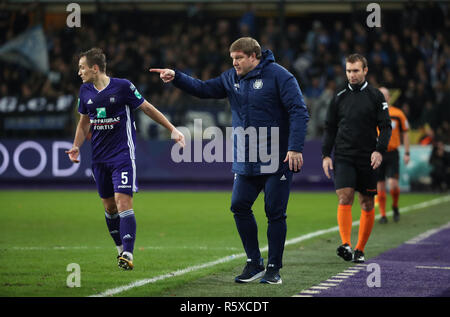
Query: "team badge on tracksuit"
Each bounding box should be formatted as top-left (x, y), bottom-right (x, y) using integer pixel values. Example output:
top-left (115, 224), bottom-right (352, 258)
top-left (253, 79), bottom-right (263, 89)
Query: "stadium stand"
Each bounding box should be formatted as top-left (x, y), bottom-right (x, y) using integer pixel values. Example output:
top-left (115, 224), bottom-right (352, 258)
top-left (1, 1), bottom-right (449, 147)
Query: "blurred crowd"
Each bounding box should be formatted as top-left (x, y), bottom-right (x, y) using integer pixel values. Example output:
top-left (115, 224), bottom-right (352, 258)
top-left (1, 1), bottom-right (449, 151)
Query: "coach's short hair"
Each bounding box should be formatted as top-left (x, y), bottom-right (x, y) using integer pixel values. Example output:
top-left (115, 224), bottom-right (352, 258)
top-left (79, 48), bottom-right (106, 72)
top-left (346, 53), bottom-right (368, 69)
top-left (229, 37), bottom-right (262, 59)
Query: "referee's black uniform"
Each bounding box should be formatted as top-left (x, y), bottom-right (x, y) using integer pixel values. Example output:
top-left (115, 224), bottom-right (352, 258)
top-left (322, 81), bottom-right (392, 196)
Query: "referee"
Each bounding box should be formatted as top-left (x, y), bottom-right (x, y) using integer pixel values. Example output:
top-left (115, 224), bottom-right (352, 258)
top-left (322, 54), bottom-right (392, 263)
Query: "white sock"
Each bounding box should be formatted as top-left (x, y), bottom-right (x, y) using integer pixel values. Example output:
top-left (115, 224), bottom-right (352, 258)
top-left (117, 245), bottom-right (123, 255)
top-left (122, 251), bottom-right (133, 261)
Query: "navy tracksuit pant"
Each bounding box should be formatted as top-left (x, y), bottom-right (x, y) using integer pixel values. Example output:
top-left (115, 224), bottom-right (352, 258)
top-left (230, 171), bottom-right (293, 269)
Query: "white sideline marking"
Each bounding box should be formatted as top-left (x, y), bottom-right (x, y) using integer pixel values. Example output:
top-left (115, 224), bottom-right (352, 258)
top-left (297, 263), bottom-right (363, 296)
top-left (336, 272), bottom-right (355, 276)
top-left (416, 266), bottom-right (450, 270)
top-left (319, 283), bottom-right (338, 287)
top-left (299, 290), bottom-right (321, 294)
top-left (293, 294), bottom-right (313, 297)
top-left (292, 196), bottom-right (450, 298)
top-left (405, 221), bottom-right (450, 244)
top-left (284, 195), bottom-right (450, 248)
top-left (91, 253), bottom-right (247, 297)
top-left (90, 195), bottom-right (450, 297)
top-left (326, 279), bottom-right (343, 283)
top-left (333, 275), bottom-right (350, 279)
top-left (416, 265), bottom-right (450, 270)
top-left (10, 245), bottom-right (240, 251)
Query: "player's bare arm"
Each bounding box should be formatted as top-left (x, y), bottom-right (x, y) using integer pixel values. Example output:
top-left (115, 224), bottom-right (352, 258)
top-left (139, 100), bottom-right (185, 147)
top-left (66, 113), bottom-right (91, 163)
top-left (403, 132), bottom-right (410, 165)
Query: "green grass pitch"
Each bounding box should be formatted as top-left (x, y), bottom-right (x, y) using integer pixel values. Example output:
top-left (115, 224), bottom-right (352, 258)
top-left (0, 190), bottom-right (449, 297)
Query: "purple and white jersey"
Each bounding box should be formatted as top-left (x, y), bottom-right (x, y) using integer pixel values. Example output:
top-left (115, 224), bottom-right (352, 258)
top-left (78, 77), bottom-right (144, 163)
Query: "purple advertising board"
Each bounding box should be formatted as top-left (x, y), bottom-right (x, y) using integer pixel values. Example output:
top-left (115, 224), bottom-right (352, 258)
top-left (0, 139), bottom-right (332, 190)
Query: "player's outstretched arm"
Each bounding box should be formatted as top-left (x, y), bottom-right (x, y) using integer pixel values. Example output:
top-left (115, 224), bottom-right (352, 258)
top-left (66, 113), bottom-right (91, 163)
top-left (139, 100), bottom-right (185, 147)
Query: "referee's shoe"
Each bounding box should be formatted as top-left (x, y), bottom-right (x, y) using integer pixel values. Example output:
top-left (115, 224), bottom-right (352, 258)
top-left (393, 205), bottom-right (400, 222)
top-left (353, 249), bottom-right (365, 263)
top-left (337, 243), bottom-right (353, 261)
top-left (235, 258), bottom-right (265, 283)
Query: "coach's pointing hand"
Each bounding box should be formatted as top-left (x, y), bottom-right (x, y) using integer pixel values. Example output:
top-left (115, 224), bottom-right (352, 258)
top-left (149, 68), bottom-right (175, 83)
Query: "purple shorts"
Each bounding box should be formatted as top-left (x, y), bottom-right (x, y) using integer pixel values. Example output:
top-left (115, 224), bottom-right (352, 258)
top-left (91, 160), bottom-right (138, 198)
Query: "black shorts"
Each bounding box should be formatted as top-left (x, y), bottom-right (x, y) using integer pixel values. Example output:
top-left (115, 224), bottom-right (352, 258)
top-left (377, 149), bottom-right (399, 181)
top-left (333, 155), bottom-right (378, 196)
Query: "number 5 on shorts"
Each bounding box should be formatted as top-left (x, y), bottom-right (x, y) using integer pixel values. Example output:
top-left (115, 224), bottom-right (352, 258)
top-left (121, 172), bottom-right (129, 184)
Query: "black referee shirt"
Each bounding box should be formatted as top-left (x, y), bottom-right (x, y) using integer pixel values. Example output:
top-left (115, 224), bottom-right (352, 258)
top-left (322, 81), bottom-right (392, 158)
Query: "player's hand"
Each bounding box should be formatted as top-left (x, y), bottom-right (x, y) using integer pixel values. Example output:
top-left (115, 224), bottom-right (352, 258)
top-left (404, 153), bottom-right (410, 165)
top-left (65, 146), bottom-right (80, 163)
top-left (371, 151), bottom-right (383, 169)
top-left (284, 151), bottom-right (303, 172)
top-left (171, 128), bottom-right (185, 148)
top-left (149, 68), bottom-right (175, 83)
top-left (322, 156), bottom-right (333, 179)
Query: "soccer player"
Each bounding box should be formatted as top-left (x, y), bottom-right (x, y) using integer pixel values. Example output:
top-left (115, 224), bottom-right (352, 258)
top-left (150, 37), bottom-right (309, 284)
top-left (66, 48), bottom-right (185, 270)
top-left (322, 54), bottom-right (392, 263)
top-left (377, 87), bottom-right (410, 223)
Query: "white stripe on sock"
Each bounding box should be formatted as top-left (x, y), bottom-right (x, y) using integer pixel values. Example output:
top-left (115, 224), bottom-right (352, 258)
top-left (119, 209), bottom-right (134, 218)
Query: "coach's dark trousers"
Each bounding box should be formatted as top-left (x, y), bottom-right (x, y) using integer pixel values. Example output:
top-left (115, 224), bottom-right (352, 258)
top-left (230, 171), bottom-right (293, 269)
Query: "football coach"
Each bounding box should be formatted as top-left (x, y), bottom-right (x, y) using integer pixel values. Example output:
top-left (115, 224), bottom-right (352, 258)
top-left (150, 37), bottom-right (309, 284)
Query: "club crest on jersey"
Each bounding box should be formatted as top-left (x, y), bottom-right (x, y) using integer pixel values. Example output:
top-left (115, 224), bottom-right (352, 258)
top-left (253, 79), bottom-right (263, 89)
top-left (96, 107), bottom-right (106, 118)
top-left (110, 96), bottom-right (116, 103)
top-left (382, 102), bottom-right (388, 110)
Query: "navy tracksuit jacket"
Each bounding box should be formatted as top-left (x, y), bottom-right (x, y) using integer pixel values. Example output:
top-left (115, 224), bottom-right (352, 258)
top-left (172, 49), bottom-right (309, 269)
